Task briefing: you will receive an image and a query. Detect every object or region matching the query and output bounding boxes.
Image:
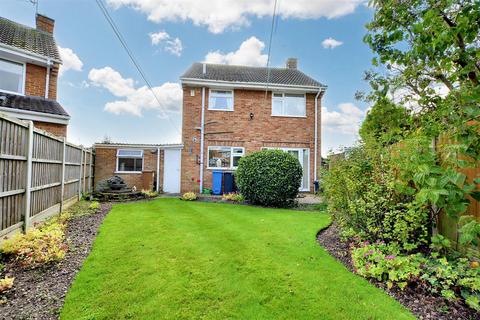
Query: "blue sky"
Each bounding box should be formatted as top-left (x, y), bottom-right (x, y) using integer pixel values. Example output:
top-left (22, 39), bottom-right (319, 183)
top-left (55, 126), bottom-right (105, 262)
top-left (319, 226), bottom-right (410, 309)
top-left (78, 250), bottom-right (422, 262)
top-left (1, 0), bottom-right (374, 156)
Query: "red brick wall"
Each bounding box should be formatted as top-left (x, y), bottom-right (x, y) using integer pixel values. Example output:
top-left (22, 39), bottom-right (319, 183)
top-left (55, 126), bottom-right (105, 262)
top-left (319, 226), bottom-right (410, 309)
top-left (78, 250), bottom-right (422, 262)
top-left (33, 121), bottom-right (67, 137)
top-left (181, 87), bottom-right (322, 193)
top-left (94, 147), bottom-right (163, 191)
top-left (25, 63), bottom-right (58, 100)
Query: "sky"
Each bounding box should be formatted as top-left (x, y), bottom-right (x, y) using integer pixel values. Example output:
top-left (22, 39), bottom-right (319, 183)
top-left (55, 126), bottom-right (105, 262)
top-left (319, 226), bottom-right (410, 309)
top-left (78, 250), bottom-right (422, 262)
top-left (1, 0), bottom-right (375, 156)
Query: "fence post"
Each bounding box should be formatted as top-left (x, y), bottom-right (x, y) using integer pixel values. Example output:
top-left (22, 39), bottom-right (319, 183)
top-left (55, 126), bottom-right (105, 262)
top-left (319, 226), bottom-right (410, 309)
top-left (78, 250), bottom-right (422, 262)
top-left (78, 148), bottom-right (83, 200)
top-left (83, 150), bottom-right (87, 193)
top-left (23, 121), bottom-right (34, 231)
top-left (89, 151), bottom-right (93, 192)
top-left (60, 137), bottom-right (66, 212)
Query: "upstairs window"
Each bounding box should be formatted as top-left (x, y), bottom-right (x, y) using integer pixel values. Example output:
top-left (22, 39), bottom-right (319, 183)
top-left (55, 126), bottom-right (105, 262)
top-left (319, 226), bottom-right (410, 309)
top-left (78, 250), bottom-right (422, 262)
top-left (116, 149), bottom-right (143, 173)
top-left (0, 58), bottom-right (24, 95)
top-left (209, 90), bottom-right (233, 111)
top-left (208, 146), bottom-right (244, 169)
top-left (272, 93), bottom-right (306, 117)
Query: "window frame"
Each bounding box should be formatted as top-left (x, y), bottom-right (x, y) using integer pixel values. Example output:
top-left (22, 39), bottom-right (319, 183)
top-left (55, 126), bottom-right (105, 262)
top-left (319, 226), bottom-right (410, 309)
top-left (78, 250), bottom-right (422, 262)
top-left (0, 57), bottom-right (26, 96)
top-left (207, 146), bottom-right (245, 170)
top-left (115, 149), bottom-right (144, 174)
top-left (271, 92), bottom-right (307, 118)
top-left (208, 89), bottom-right (234, 111)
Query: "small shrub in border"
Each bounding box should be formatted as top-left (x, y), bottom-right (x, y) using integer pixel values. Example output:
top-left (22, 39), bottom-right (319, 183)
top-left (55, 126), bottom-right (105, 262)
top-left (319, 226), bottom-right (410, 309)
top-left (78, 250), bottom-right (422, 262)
top-left (235, 149), bottom-right (302, 207)
top-left (141, 190), bottom-right (159, 198)
top-left (0, 276), bottom-right (14, 293)
top-left (0, 222), bottom-right (67, 267)
top-left (222, 193), bottom-right (244, 202)
top-left (182, 192), bottom-right (197, 201)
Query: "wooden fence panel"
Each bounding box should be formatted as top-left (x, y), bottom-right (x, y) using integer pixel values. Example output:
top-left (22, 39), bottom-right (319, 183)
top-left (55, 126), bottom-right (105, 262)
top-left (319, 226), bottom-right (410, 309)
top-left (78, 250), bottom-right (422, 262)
top-left (0, 114), bottom-right (94, 238)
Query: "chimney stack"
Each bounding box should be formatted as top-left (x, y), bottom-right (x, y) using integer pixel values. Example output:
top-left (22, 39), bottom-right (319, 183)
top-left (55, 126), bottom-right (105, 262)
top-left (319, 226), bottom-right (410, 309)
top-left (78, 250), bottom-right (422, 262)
top-left (286, 58), bottom-right (298, 70)
top-left (36, 14), bottom-right (55, 34)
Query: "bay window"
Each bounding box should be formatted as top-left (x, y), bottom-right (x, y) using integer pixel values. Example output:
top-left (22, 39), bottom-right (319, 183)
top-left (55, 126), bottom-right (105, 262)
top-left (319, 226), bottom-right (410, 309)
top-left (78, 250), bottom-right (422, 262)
top-left (208, 146), bottom-right (244, 169)
top-left (272, 93), bottom-right (306, 117)
top-left (0, 58), bottom-right (24, 95)
top-left (116, 149), bottom-right (143, 173)
top-left (209, 90), bottom-right (233, 111)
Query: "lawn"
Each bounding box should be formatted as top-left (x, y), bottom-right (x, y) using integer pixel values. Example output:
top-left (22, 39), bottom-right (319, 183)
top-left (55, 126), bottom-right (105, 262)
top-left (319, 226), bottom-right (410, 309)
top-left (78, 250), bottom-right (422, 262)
top-left (61, 199), bottom-right (413, 320)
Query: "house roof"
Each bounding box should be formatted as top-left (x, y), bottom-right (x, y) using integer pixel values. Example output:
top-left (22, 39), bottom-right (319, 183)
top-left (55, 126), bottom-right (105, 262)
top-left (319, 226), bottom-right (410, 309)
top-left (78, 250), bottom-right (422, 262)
top-left (0, 91), bottom-right (69, 117)
top-left (0, 16), bottom-right (61, 61)
top-left (181, 63), bottom-right (325, 89)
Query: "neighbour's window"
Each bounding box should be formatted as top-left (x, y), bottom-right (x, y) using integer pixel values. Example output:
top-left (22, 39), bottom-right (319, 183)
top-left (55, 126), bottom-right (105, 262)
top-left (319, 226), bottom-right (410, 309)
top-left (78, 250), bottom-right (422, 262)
top-left (208, 146), bottom-right (244, 169)
top-left (0, 58), bottom-right (24, 94)
top-left (272, 93), bottom-right (306, 117)
top-left (209, 90), bottom-right (233, 111)
top-left (116, 149), bottom-right (143, 172)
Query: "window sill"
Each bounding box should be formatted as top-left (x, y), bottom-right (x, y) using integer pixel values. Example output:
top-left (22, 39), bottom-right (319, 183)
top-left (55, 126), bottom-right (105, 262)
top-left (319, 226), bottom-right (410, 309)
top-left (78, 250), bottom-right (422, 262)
top-left (206, 167), bottom-right (237, 171)
top-left (114, 171), bottom-right (143, 174)
top-left (271, 114), bottom-right (307, 118)
top-left (208, 108), bottom-right (234, 112)
top-left (0, 89), bottom-right (24, 96)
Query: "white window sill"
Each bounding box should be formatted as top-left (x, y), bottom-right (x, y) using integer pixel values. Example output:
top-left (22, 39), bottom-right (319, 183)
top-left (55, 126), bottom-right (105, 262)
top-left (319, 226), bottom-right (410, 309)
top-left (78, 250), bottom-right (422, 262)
top-left (208, 108), bottom-right (234, 112)
top-left (271, 114), bottom-right (307, 118)
top-left (114, 171), bottom-right (143, 174)
top-left (0, 89), bottom-right (24, 96)
top-left (206, 167), bottom-right (237, 170)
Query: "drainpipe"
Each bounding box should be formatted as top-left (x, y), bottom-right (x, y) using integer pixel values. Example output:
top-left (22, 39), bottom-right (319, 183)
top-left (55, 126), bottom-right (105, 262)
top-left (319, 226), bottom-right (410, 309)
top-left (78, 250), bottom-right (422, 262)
top-left (156, 147), bottom-right (160, 192)
top-left (45, 59), bottom-right (51, 99)
top-left (199, 87), bottom-right (206, 193)
top-left (314, 88), bottom-right (322, 182)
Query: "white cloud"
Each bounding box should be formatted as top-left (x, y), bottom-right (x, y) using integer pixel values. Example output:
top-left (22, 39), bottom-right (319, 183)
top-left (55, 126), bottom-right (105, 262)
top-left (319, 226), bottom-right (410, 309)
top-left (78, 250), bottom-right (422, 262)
top-left (58, 46), bottom-right (83, 76)
top-left (205, 36), bottom-right (267, 67)
top-left (321, 37), bottom-right (343, 49)
top-left (88, 66), bottom-right (182, 117)
top-left (107, 0), bottom-right (364, 33)
top-left (149, 31), bottom-right (183, 56)
top-left (322, 102), bottom-right (365, 135)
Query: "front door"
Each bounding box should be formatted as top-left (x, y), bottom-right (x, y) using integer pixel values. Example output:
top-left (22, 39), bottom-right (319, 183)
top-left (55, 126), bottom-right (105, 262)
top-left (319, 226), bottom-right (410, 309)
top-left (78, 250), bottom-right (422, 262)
top-left (163, 149), bottom-right (181, 193)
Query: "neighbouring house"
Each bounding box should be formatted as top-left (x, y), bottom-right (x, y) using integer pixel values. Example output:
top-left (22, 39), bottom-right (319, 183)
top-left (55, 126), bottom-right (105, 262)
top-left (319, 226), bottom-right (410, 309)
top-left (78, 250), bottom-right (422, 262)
top-left (0, 14), bottom-right (69, 137)
top-left (94, 143), bottom-right (183, 193)
top-left (180, 59), bottom-right (326, 193)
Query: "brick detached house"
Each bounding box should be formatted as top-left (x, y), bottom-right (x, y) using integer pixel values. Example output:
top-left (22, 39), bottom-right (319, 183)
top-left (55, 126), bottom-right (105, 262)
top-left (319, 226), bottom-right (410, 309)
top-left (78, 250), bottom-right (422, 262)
top-left (0, 14), bottom-right (69, 137)
top-left (180, 59), bottom-right (326, 193)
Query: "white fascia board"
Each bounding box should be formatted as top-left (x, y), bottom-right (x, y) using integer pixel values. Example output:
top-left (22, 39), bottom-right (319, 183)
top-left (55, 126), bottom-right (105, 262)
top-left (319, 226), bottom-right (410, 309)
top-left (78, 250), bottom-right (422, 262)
top-left (0, 43), bottom-right (62, 66)
top-left (180, 78), bottom-right (327, 93)
top-left (94, 143), bottom-right (184, 149)
top-left (0, 107), bottom-right (70, 125)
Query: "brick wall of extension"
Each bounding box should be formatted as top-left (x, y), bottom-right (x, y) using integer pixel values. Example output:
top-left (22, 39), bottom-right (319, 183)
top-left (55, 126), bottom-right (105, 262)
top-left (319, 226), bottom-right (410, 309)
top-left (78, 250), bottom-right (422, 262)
top-left (181, 87), bottom-right (321, 193)
top-left (24, 62), bottom-right (66, 137)
top-left (94, 147), bottom-right (164, 191)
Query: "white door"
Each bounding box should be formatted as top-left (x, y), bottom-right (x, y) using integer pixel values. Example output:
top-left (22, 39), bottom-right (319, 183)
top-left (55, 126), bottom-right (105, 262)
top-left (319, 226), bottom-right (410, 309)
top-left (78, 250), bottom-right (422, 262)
top-left (163, 149), bottom-right (181, 193)
top-left (264, 147), bottom-right (310, 191)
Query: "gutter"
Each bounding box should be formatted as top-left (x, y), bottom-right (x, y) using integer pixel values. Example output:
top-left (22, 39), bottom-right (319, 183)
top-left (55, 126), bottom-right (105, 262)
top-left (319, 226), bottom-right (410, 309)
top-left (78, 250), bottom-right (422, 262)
top-left (199, 87), bottom-right (206, 193)
top-left (0, 43), bottom-right (62, 65)
top-left (0, 107), bottom-right (70, 125)
top-left (181, 78), bottom-right (326, 93)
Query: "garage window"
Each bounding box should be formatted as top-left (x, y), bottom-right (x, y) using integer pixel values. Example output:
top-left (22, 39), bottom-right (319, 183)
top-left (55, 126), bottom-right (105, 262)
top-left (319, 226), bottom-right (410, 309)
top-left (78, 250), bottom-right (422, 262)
top-left (116, 149), bottom-right (143, 173)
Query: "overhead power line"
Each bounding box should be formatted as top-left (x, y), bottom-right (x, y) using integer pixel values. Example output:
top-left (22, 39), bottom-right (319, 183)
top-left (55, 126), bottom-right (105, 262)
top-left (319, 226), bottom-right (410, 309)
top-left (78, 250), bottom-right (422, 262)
top-left (95, 0), bottom-right (181, 135)
top-left (265, 0), bottom-right (278, 96)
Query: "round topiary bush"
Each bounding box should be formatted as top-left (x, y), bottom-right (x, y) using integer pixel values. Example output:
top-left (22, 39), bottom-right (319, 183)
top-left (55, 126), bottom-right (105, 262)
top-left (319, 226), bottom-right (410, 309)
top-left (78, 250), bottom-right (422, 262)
top-left (235, 149), bottom-right (303, 207)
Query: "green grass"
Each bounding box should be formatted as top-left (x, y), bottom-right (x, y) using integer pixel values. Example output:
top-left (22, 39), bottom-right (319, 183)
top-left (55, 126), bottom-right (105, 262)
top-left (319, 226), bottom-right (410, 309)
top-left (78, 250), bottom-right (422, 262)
top-left (61, 199), bottom-right (413, 320)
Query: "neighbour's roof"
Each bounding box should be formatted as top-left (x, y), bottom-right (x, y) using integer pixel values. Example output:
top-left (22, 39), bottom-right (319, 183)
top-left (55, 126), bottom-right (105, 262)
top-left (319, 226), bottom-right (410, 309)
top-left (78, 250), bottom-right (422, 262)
top-left (0, 16), bottom-right (61, 61)
top-left (181, 63), bottom-right (325, 88)
top-left (94, 142), bottom-right (183, 149)
top-left (0, 91), bottom-right (69, 117)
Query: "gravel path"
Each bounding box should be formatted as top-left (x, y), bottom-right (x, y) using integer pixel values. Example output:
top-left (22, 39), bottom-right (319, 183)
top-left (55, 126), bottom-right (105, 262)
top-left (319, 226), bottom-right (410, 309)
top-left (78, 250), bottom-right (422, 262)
top-left (0, 203), bottom-right (112, 320)
top-left (317, 223), bottom-right (479, 320)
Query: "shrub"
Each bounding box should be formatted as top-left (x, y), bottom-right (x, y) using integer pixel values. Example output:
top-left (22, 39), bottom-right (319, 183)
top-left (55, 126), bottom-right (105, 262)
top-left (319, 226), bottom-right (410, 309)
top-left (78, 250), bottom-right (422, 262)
top-left (141, 190), bottom-right (159, 198)
top-left (182, 192), bottom-right (197, 201)
top-left (352, 242), bottom-right (424, 289)
top-left (0, 276), bottom-right (14, 293)
top-left (222, 193), bottom-right (244, 202)
top-left (235, 149), bottom-right (302, 207)
top-left (0, 222), bottom-right (67, 267)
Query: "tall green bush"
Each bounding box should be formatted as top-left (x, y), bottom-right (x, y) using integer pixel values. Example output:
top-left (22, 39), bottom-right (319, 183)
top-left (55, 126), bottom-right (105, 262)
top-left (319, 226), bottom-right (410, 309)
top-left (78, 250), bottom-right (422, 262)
top-left (235, 149), bottom-right (302, 207)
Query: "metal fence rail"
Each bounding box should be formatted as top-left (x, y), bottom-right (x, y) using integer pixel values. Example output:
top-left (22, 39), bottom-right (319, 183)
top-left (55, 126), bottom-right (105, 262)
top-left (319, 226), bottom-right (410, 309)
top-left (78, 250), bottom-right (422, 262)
top-left (0, 113), bottom-right (94, 238)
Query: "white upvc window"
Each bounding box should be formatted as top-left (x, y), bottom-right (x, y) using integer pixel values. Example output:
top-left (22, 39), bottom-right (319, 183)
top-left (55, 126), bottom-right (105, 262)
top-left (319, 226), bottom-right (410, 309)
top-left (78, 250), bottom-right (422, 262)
top-left (207, 146), bottom-right (244, 169)
top-left (0, 58), bottom-right (25, 95)
top-left (116, 149), bottom-right (144, 173)
top-left (209, 89), bottom-right (234, 111)
top-left (272, 92), bottom-right (306, 117)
